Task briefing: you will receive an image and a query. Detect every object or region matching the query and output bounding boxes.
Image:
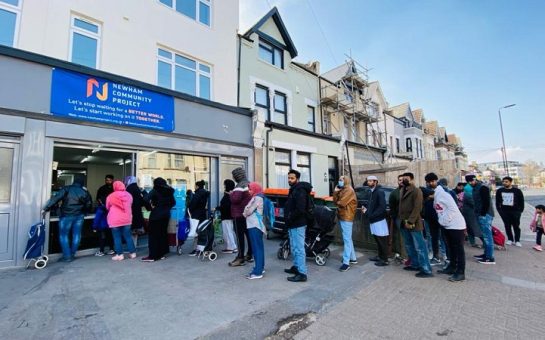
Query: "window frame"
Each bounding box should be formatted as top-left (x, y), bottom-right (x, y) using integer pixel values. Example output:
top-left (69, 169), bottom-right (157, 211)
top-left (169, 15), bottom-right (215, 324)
top-left (306, 105), bottom-right (316, 132)
top-left (69, 14), bottom-right (101, 68)
top-left (297, 152), bottom-right (311, 183)
top-left (274, 149), bottom-right (291, 189)
top-left (396, 138), bottom-right (400, 153)
top-left (273, 91), bottom-right (287, 125)
top-left (258, 39), bottom-right (284, 69)
top-left (158, 0), bottom-right (211, 27)
top-left (254, 84), bottom-right (270, 119)
top-left (406, 138), bottom-right (413, 153)
top-left (157, 47), bottom-right (212, 99)
top-left (0, 0), bottom-right (22, 48)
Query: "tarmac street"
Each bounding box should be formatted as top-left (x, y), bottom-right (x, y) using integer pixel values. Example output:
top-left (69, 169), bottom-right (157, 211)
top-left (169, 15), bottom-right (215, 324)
top-left (1, 191), bottom-right (544, 340)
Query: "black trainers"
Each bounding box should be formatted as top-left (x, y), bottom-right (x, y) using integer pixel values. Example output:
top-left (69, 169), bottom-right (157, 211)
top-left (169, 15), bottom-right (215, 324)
top-left (437, 267), bottom-right (455, 275)
top-left (403, 266), bottom-right (420, 271)
top-left (339, 264), bottom-right (350, 272)
top-left (478, 257), bottom-right (496, 264)
top-left (284, 266), bottom-right (299, 274)
top-left (368, 256), bottom-right (380, 262)
top-left (245, 255), bottom-right (254, 263)
top-left (374, 260), bottom-right (389, 267)
top-left (473, 253), bottom-right (486, 259)
top-left (188, 250), bottom-right (198, 257)
top-left (448, 273), bottom-right (465, 282)
top-left (415, 271), bottom-right (434, 278)
top-left (349, 259), bottom-right (358, 265)
top-left (287, 273), bottom-right (307, 282)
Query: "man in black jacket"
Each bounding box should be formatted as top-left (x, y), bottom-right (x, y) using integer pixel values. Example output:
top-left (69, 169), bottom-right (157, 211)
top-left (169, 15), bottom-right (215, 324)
top-left (43, 176), bottom-right (92, 262)
top-left (467, 175), bottom-right (496, 264)
top-left (284, 169), bottom-right (312, 282)
top-left (189, 180), bottom-right (211, 255)
top-left (363, 176), bottom-right (389, 266)
top-left (219, 179), bottom-right (237, 253)
top-left (496, 176), bottom-right (525, 246)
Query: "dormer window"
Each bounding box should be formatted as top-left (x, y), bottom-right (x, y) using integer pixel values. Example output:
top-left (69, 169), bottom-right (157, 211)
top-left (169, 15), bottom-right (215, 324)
top-left (259, 39), bottom-right (283, 68)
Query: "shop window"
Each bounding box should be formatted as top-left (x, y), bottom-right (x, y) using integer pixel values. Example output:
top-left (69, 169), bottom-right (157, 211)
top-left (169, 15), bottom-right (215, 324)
top-left (0, 0), bottom-right (21, 47)
top-left (69, 15), bottom-right (101, 68)
top-left (157, 48), bottom-right (211, 99)
top-left (297, 152), bottom-right (311, 183)
top-left (275, 149), bottom-right (290, 188)
top-left (158, 0), bottom-right (211, 26)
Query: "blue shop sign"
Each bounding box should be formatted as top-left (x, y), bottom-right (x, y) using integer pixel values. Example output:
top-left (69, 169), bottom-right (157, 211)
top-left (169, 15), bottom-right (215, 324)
top-left (51, 68), bottom-right (175, 132)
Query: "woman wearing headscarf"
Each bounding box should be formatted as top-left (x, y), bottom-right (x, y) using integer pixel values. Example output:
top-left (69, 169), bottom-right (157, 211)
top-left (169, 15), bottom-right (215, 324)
top-left (124, 176), bottom-right (148, 247)
top-left (243, 182), bottom-right (265, 279)
top-left (105, 181), bottom-right (136, 260)
top-left (142, 177), bottom-right (176, 262)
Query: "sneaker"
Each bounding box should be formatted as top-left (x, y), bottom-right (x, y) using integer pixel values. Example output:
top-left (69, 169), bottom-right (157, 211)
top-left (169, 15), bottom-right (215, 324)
top-left (141, 256), bottom-right (155, 262)
top-left (112, 254), bottom-right (124, 261)
top-left (94, 251), bottom-right (105, 257)
top-left (129, 253), bottom-right (137, 259)
top-left (368, 256), bottom-right (380, 262)
top-left (515, 242), bottom-right (522, 247)
top-left (430, 257), bottom-right (442, 266)
top-left (442, 260), bottom-right (451, 270)
top-left (478, 257), bottom-right (496, 264)
top-left (58, 257), bottom-right (73, 263)
top-left (403, 266), bottom-right (420, 271)
top-left (287, 273), bottom-right (307, 282)
top-left (473, 253), bottom-right (486, 259)
top-left (228, 258), bottom-right (246, 267)
top-left (246, 273), bottom-right (263, 280)
top-left (188, 250), bottom-right (198, 257)
top-left (284, 266), bottom-right (299, 274)
top-left (533, 245), bottom-right (543, 252)
top-left (245, 255), bottom-right (254, 263)
top-left (374, 260), bottom-right (389, 267)
top-left (437, 267), bottom-right (455, 275)
top-left (505, 240), bottom-right (513, 246)
top-left (339, 264), bottom-right (350, 272)
top-left (349, 259), bottom-right (358, 265)
top-left (415, 271), bottom-right (434, 278)
top-left (107, 250), bottom-right (115, 255)
top-left (221, 249), bottom-right (235, 254)
top-left (448, 273), bottom-right (465, 282)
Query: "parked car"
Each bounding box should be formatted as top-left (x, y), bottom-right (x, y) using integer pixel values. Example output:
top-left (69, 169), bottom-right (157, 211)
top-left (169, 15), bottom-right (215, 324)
top-left (354, 186), bottom-right (395, 210)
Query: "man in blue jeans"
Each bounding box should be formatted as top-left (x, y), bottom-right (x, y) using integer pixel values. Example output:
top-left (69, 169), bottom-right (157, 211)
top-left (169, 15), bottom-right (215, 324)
top-left (333, 175), bottom-right (358, 272)
top-left (466, 175), bottom-right (495, 264)
top-left (284, 169), bottom-right (313, 282)
top-left (43, 177), bottom-right (92, 262)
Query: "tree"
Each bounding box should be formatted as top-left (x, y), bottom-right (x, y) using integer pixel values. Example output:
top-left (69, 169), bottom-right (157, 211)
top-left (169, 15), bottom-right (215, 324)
top-left (521, 160), bottom-right (541, 187)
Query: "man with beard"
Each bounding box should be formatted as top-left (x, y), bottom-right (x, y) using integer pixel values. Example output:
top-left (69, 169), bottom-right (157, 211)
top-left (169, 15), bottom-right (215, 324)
top-left (284, 169), bottom-right (313, 282)
top-left (388, 175), bottom-right (407, 261)
top-left (496, 176), bottom-right (525, 247)
top-left (466, 175), bottom-right (496, 264)
top-left (362, 176), bottom-right (389, 267)
top-left (399, 172), bottom-right (433, 278)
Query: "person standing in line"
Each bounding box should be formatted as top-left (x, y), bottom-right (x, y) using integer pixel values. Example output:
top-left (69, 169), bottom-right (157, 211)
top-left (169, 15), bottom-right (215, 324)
top-left (43, 176), bottom-right (92, 262)
top-left (496, 176), bottom-right (525, 247)
top-left (95, 174), bottom-right (115, 256)
top-left (188, 180), bottom-right (211, 256)
top-left (399, 172), bottom-right (433, 278)
top-left (105, 181), bottom-right (137, 261)
top-left (362, 176), bottom-right (389, 267)
top-left (124, 176), bottom-right (147, 247)
top-left (333, 175), bottom-right (358, 272)
top-left (466, 175), bottom-right (496, 265)
top-left (220, 179), bottom-right (237, 254)
top-left (141, 177), bottom-right (175, 262)
top-left (422, 186), bottom-right (443, 266)
top-left (462, 181), bottom-right (483, 248)
top-left (425, 173), bottom-right (466, 282)
top-left (229, 167), bottom-right (253, 267)
top-left (530, 205), bottom-right (545, 251)
top-left (243, 182), bottom-right (265, 279)
top-left (284, 169), bottom-right (312, 282)
top-left (389, 175), bottom-right (407, 262)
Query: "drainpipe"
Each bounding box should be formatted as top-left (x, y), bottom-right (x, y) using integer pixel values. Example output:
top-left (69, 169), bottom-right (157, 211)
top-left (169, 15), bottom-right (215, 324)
top-left (237, 35), bottom-right (242, 107)
top-left (265, 126), bottom-right (273, 188)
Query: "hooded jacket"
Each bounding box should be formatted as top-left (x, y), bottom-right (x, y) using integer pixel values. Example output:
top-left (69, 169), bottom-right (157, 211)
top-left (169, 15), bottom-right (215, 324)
top-left (44, 181), bottom-right (92, 217)
top-left (433, 185), bottom-right (466, 230)
top-left (105, 181), bottom-right (133, 228)
top-left (285, 181), bottom-right (313, 228)
top-left (126, 182), bottom-right (147, 229)
top-left (333, 177), bottom-right (357, 222)
top-left (146, 178), bottom-right (176, 221)
top-left (472, 182), bottom-right (494, 217)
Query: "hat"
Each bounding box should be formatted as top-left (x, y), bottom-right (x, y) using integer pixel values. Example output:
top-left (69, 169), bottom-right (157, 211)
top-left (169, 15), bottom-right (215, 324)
top-left (367, 175), bottom-right (378, 181)
top-left (465, 175), bottom-right (476, 182)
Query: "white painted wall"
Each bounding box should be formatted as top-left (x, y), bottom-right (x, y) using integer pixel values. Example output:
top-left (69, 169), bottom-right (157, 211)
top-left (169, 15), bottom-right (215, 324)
top-left (16, 0), bottom-right (239, 105)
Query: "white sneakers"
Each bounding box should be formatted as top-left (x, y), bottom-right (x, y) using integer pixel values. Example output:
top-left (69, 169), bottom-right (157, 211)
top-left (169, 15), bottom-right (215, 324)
top-left (515, 242), bottom-right (522, 247)
top-left (505, 240), bottom-right (512, 246)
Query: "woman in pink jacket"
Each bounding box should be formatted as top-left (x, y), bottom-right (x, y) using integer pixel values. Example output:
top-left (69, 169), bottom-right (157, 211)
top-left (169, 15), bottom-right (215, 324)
top-left (106, 181), bottom-right (136, 260)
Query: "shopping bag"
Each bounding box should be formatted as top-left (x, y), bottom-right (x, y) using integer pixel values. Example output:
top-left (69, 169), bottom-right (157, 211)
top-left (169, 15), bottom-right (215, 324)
top-left (188, 212), bottom-right (199, 238)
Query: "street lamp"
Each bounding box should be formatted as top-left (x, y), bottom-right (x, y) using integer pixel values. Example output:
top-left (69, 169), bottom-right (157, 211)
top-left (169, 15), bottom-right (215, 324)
top-left (498, 104), bottom-right (516, 176)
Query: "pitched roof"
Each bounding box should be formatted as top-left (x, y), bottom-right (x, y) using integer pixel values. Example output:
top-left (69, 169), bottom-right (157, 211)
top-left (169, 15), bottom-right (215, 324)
top-left (389, 102), bottom-right (411, 119)
top-left (424, 120), bottom-right (438, 135)
top-left (412, 109), bottom-right (423, 124)
top-left (242, 7), bottom-right (298, 58)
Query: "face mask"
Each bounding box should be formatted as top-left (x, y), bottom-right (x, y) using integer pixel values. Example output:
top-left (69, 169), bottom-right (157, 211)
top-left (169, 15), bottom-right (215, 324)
top-left (338, 181), bottom-right (344, 188)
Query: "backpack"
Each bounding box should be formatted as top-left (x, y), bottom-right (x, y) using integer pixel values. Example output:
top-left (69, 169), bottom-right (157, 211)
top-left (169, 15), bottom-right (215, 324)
top-left (492, 225), bottom-right (506, 248)
top-left (256, 194), bottom-right (275, 231)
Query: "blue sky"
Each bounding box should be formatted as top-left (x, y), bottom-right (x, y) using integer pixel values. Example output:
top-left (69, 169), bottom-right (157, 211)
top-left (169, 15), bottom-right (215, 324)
top-left (240, 0), bottom-right (545, 165)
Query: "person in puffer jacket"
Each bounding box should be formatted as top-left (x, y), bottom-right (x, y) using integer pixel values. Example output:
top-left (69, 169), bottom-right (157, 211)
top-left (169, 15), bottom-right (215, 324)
top-left (105, 181), bottom-right (136, 261)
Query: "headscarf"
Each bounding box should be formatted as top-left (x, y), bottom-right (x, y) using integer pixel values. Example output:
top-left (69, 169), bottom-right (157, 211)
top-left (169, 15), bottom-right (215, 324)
top-left (248, 182), bottom-right (263, 197)
top-left (113, 180), bottom-right (126, 191)
top-left (124, 176), bottom-right (137, 187)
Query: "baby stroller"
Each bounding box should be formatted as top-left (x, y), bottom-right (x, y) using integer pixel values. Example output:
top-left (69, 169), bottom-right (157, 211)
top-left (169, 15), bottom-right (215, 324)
top-left (24, 214), bottom-right (49, 269)
top-left (277, 205), bottom-right (336, 266)
top-left (193, 212), bottom-right (219, 261)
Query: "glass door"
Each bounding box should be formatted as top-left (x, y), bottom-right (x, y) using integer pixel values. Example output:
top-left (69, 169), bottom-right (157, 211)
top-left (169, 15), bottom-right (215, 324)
top-left (0, 142), bottom-right (19, 262)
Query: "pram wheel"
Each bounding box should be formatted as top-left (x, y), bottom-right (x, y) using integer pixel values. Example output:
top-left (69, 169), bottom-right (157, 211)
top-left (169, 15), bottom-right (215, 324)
top-left (323, 248), bottom-right (330, 258)
top-left (277, 241), bottom-right (290, 260)
top-left (41, 255), bottom-right (49, 262)
top-left (34, 259), bottom-right (47, 270)
top-left (315, 254), bottom-right (327, 266)
top-left (208, 252), bottom-right (218, 261)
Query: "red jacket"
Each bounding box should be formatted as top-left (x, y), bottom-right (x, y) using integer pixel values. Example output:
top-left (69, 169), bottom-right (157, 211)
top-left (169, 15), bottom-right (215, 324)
top-left (105, 181), bottom-right (133, 228)
top-left (230, 187), bottom-right (251, 219)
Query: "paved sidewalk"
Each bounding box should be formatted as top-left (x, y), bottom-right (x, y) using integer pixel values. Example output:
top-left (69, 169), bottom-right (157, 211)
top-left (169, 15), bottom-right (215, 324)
top-left (295, 204), bottom-right (545, 340)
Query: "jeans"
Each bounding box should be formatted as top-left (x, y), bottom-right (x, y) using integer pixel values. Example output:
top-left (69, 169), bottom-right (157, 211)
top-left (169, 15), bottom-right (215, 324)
top-left (340, 220), bottom-right (356, 265)
top-left (288, 226), bottom-right (307, 275)
top-left (400, 227), bottom-right (419, 266)
top-left (248, 227), bottom-right (265, 275)
top-left (478, 214), bottom-right (494, 259)
top-left (58, 214), bottom-right (84, 260)
top-left (401, 227), bottom-right (432, 274)
top-left (111, 225), bottom-right (136, 255)
top-left (499, 211), bottom-right (522, 242)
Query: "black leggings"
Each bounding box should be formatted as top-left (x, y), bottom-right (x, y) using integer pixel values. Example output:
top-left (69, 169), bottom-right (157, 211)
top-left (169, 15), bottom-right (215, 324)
top-left (500, 212), bottom-right (522, 242)
top-left (444, 229), bottom-right (465, 275)
top-left (537, 228), bottom-right (544, 246)
top-left (428, 219), bottom-right (441, 258)
top-left (234, 217), bottom-right (252, 259)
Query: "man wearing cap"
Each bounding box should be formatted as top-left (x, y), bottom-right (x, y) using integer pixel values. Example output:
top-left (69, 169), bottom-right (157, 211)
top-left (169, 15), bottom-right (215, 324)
top-left (466, 175), bottom-right (496, 264)
top-left (362, 175), bottom-right (389, 267)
